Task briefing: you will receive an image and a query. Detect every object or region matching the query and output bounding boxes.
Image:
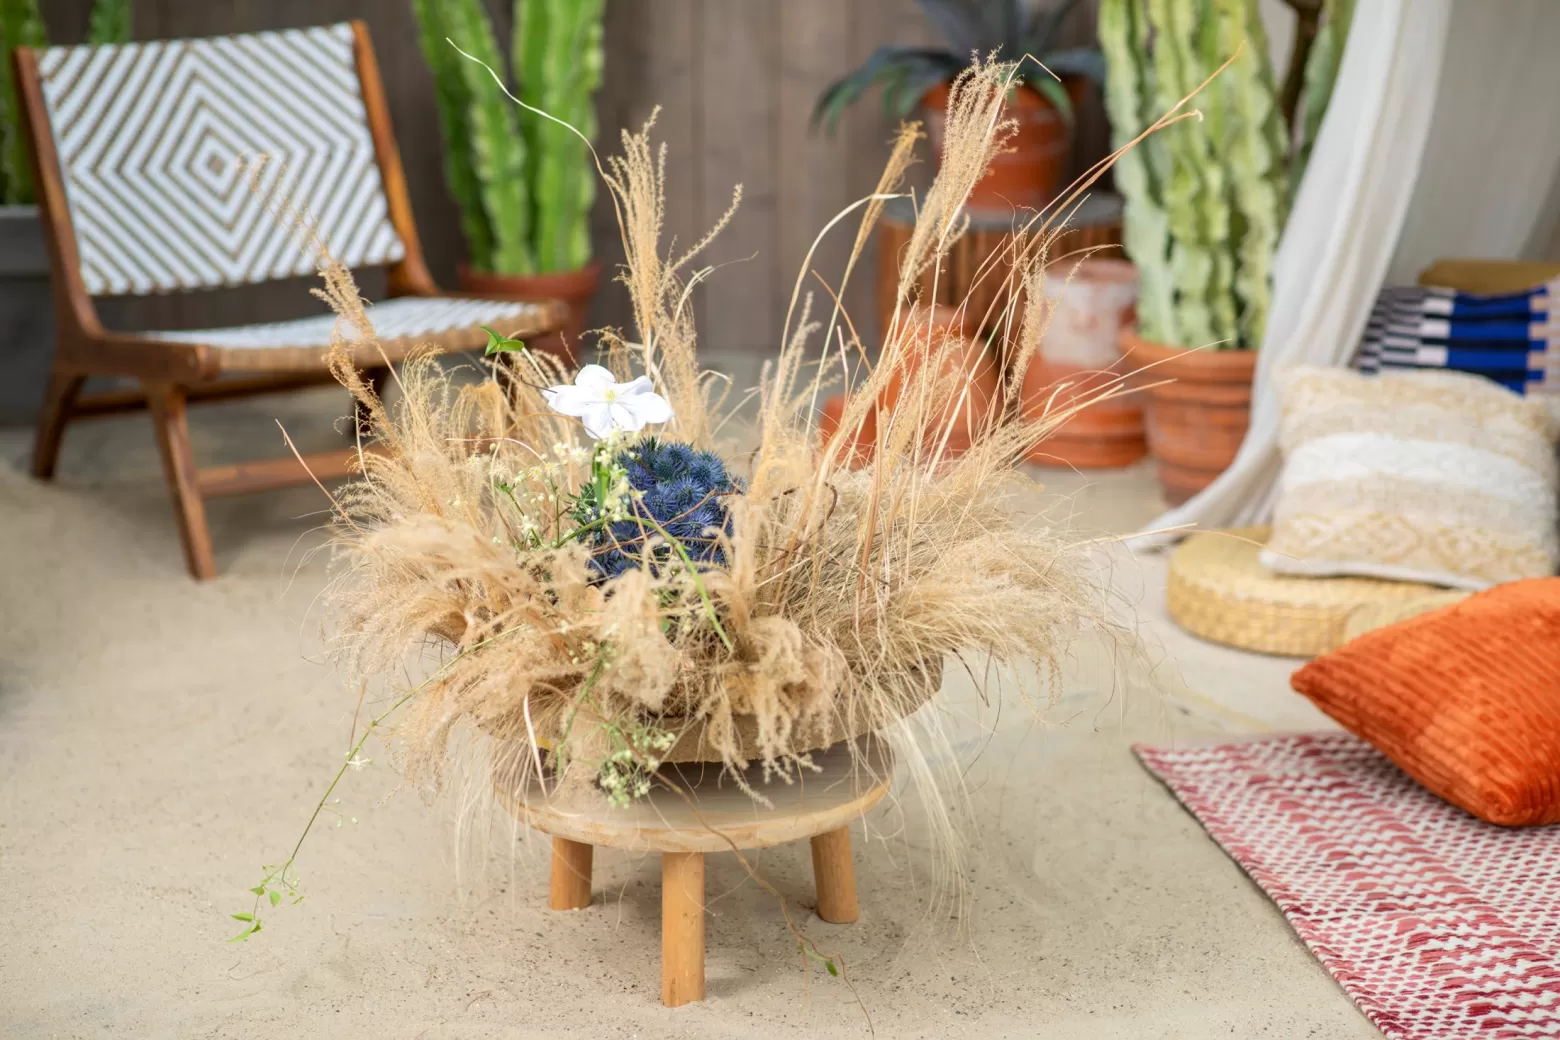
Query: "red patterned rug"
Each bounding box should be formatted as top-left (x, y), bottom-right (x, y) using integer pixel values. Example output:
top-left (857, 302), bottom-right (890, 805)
top-left (1136, 733), bottom-right (1560, 1040)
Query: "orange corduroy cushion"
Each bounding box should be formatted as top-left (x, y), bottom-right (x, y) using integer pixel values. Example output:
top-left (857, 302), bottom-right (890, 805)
top-left (1290, 577), bottom-right (1560, 827)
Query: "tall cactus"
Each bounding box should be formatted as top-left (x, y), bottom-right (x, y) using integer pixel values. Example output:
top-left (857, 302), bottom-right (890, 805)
top-left (1214, 0), bottom-right (1288, 350)
top-left (1146, 0), bottom-right (1237, 349)
top-left (515, 0), bottom-right (604, 273)
top-left (1290, 0), bottom-right (1355, 197)
top-left (1099, 0), bottom-right (1348, 350)
top-left (414, 0), bottom-right (605, 276)
top-left (87, 0), bottom-right (132, 45)
top-left (446, 0), bottom-right (532, 274)
top-left (413, 0), bottom-right (497, 270)
top-left (0, 0), bottom-right (131, 205)
top-left (1098, 0), bottom-right (1176, 344)
top-left (0, 0), bottom-right (47, 205)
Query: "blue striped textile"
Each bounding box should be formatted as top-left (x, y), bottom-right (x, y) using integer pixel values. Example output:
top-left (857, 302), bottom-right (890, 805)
top-left (1354, 284), bottom-right (1559, 394)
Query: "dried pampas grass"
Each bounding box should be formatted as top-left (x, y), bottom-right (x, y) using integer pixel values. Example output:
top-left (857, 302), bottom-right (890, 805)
top-left (319, 58), bottom-right (1125, 859)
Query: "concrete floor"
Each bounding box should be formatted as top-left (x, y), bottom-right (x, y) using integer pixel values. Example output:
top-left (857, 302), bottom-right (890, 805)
top-left (0, 371), bottom-right (1370, 1039)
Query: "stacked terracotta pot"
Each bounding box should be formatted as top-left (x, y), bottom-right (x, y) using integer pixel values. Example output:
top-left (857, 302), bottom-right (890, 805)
top-left (820, 259), bottom-right (1257, 506)
top-left (819, 304), bottom-right (1000, 466)
top-left (819, 271), bottom-right (1149, 471)
top-left (1120, 334), bottom-right (1255, 504)
top-left (1020, 257), bottom-right (1145, 469)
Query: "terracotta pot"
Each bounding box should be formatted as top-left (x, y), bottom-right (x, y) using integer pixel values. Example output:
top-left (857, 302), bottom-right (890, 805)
top-left (921, 80), bottom-right (1080, 213)
top-left (1022, 258), bottom-right (1144, 469)
top-left (818, 393), bottom-right (877, 469)
top-left (820, 305), bottom-right (999, 464)
top-left (1023, 361), bottom-right (1147, 468)
top-left (1121, 331), bottom-right (1255, 505)
top-left (882, 305), bottom-right (1000, 454)
top-left (457, 258), bottom-right (601, 365)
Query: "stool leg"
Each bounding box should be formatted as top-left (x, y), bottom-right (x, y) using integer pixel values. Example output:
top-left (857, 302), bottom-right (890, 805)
top-left (661, 851), bottom-right (705, 1006)
top-left (548, 837), bottom-right (593, 910)
top-left (811, 827), bottom-right (860, 923)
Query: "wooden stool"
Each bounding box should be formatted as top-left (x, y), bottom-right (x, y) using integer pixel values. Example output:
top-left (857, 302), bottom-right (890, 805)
top-left (495, 740), bottom-right (892, 1007)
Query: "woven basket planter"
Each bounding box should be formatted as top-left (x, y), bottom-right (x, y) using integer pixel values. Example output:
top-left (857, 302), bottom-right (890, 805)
top-left (488, 660), bottom-right (943, 768)
top-left (659, 659), bottom-right (941, 764)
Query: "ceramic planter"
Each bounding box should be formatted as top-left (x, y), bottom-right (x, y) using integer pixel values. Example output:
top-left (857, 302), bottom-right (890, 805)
top-left (818, 393), bottom-right (877, 469)
top-left (1022, 258), bottom-right (1144, 469)
top-left (921, 80), bottom-right (1081, 213)
top-left (882, 305), bottom-right (999, 454)
top-left (458, 258), bottom-right (601, 365)
top-left (820, 304), bottom-right (999, 464)
top-left (1122, 331), bottom-right (1255, 505)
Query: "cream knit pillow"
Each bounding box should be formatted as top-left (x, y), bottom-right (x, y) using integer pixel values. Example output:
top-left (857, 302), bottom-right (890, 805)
top-left (1261, 367), bottom-right (1559, 590)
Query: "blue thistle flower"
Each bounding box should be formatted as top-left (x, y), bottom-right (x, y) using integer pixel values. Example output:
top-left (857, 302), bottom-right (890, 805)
top-left (586, 438), bottom-right (742, 580)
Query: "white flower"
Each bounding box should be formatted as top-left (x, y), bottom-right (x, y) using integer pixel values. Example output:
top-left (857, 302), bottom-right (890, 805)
top-left (542, 364), bottom-right (674, 440)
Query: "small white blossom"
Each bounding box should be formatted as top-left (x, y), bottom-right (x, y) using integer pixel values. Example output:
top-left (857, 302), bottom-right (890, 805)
top-left (543, 365), bottom-right (673, 440)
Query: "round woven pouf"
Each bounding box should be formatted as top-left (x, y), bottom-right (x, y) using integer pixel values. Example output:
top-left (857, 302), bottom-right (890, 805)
top-left (1166, 526), bottom-right (1467, 657)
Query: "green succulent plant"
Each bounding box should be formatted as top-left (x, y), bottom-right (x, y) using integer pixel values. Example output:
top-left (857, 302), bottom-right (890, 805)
top-left (0, 0), bottom-right (132, 205)
top-left (812, 0), bottom-right (1105, 133)
top-left (1098, 0), bottom-right (1354, 350)
top-left (412, 0), bottom-right (604, 276)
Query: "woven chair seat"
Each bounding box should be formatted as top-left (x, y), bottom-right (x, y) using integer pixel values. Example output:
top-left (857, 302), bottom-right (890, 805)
top-left (145, 296), bottom-right (553, 371)
top-left (1167, 526), bottom-right (1469, 657)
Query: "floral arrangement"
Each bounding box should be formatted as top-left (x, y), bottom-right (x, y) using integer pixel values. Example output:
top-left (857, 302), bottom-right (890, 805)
top-left (236, 57), bottom-right (1133, 945)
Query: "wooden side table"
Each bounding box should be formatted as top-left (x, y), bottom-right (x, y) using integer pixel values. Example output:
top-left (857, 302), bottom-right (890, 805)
top-left (494, 740), bottom-right (893, 1007)
top-left (876, 193), bottom-right (1124, 340)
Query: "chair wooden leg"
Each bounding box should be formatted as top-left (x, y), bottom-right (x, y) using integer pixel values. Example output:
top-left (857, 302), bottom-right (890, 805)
top-left (661, 851), bottom-right (705, 1006)
top-left (811, 827), bottom-right (860, 923)
top-left (548, 836), bottom-right (593, 910)
top-left (31, 369), bottom-right (86, 480)
top-left (145, 383), bottom-right (217, 581)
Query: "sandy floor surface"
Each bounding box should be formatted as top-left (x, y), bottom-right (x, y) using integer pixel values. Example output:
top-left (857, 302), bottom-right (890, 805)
top-left (0, 381), bottom-right (1375, 1039)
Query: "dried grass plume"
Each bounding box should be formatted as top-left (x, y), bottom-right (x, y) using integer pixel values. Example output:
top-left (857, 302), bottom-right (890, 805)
top-left (318, 60), bottom-right (1119, 866)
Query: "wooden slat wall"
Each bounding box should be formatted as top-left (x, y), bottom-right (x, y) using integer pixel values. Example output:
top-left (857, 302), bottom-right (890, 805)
top-left (43, 0), bottom-right (1108, 355)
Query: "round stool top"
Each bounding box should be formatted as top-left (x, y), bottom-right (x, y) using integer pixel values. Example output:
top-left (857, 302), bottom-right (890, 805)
top-left (1167, 526), bottom-right (1462, 657)
top-left (494, 739), bottom-right (894, 854)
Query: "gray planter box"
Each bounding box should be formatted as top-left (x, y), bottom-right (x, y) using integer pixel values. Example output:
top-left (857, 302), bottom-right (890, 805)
top-left (0, 204), bottom-right (53, 426)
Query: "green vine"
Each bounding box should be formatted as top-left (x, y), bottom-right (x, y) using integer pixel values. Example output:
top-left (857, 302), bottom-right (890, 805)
top-left (230, 633), bottom-right (515, 940)
top-left (230, 688), bottom-right (412, 941)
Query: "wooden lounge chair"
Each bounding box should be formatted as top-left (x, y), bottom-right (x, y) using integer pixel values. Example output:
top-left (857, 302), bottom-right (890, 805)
top-left (14, 21), bottom-right (564, 579)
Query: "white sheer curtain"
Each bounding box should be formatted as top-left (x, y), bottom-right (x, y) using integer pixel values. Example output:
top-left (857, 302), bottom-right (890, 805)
top-left (1384, 0), bottom-right (1560, 280)
top-left (1132, 0), bottom-right (1457, 544)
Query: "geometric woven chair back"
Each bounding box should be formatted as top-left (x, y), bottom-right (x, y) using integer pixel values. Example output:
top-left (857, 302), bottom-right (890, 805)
top-left (35, 23), bottom-right (405, 296)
